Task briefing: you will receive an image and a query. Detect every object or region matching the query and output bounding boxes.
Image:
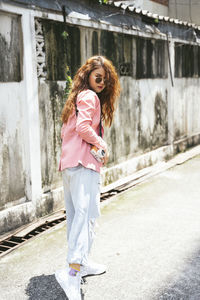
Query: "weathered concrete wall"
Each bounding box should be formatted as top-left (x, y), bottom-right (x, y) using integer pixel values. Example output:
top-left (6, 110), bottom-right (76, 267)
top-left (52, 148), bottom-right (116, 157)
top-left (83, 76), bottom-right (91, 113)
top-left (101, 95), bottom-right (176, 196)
top-left (169, 0), bottom-right (200, 25)
top-left (1, 2), bottom-right (200, 235)
top-left (0, 9), bottom-right (41, 233)
top-left (0, 83), bottom-right (26, 211)
top-left (37, 19), bottom-right (81, 192)
top-left (104, 78), bottom-right (168, 166)
top-left (0, 11), bottom-right (23, 82)
top-left (0, 12), bottom-right (26, 213)
top-left (38, 80), bottom-right (64, 192)
top-left (173, 78), bottom-right (200, 139)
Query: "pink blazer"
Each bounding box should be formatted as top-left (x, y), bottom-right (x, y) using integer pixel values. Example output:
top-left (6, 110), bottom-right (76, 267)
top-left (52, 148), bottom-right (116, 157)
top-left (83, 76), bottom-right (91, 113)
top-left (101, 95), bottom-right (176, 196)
top-left (59, 89), bottom-right (107, 173)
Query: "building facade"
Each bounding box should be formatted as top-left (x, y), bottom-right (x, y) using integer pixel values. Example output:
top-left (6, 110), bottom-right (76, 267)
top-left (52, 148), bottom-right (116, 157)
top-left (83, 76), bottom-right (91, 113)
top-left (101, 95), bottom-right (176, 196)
top-left (1, 0), bottom-right (200, 235)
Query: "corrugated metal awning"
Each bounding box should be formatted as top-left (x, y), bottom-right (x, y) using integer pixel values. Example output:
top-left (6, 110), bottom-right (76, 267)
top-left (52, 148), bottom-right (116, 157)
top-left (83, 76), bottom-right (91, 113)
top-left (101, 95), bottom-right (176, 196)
top-left (2, 0), bottom-right (200, 40)
top-left (111, 0), bottom-right (200, 30)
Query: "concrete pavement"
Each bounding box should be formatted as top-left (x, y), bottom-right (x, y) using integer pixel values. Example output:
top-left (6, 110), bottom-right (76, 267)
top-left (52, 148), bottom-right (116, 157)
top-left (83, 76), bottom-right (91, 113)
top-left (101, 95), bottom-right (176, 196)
top-left (1, 153), bottom-right (200, 299)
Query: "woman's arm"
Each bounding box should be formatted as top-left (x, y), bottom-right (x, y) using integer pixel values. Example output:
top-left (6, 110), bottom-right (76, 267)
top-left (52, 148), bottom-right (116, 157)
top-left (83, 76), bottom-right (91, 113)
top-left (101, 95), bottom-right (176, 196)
top-left (75, 91), bottom-right (107, 151)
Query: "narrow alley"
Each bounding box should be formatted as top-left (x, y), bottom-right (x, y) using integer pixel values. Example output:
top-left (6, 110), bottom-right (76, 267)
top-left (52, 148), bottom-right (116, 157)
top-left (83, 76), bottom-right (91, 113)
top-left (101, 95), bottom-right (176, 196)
top-left (1, 151), bottom-right (200, 300)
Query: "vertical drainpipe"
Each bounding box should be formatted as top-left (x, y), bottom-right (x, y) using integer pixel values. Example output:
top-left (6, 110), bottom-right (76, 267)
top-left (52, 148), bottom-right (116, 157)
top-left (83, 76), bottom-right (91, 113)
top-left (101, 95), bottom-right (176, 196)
top-left (166, 33), bottom-right (174, 87)
top-left (166, 33), bottom-right (175, 151)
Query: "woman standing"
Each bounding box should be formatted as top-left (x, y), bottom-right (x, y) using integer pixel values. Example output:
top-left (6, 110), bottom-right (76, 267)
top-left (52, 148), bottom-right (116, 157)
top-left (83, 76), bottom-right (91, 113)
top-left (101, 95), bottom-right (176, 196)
top-left (55, 56), bottom-right (120, 300)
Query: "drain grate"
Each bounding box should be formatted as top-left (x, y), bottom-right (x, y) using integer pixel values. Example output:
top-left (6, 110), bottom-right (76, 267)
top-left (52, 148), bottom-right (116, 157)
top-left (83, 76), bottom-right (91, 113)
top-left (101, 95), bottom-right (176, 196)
top-left (1, 158), bottom-right (184, 258)
top-left (0, 215), bottom-right (66, 258)
top-left (0, 185), bottom-right (138, 258)
top-left (0, 173), bottom-right (145, 258)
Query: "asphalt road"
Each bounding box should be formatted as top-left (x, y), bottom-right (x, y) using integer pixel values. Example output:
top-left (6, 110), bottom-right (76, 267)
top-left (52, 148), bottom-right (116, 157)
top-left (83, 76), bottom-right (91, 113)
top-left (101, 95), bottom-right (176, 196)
top-left (1, 154), bottom-right (200, 300)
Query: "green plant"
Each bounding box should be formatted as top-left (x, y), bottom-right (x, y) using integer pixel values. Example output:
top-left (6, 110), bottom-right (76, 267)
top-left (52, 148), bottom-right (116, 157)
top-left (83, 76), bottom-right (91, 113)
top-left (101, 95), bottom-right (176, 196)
top-left (61, 31), bottom-right (72, 99)
top-left (61, 31), bottom-right (69, 40)
top-left (99, 0), bottom-right (108, 4)
top-left (64, 66), bottom-right (72, 99)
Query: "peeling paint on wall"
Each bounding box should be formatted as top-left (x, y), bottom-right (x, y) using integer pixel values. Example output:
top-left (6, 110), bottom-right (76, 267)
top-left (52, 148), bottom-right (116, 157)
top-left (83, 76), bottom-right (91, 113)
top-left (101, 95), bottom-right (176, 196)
top-left (0, 12), bottom-right (22, 82)
top-left (0, 122), bottom-right (25, 211)
top-left (152, 91), bottom-right (168, 147)
top-left (38, 80), bottom-right (65, 192)
top-left (37, 18), bottom-right (81, 192)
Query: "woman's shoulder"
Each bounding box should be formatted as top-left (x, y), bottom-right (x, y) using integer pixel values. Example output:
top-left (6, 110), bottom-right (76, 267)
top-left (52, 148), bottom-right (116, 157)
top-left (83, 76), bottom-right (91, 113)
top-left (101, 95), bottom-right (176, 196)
top-left (77, 89), bottom-right (99, 103)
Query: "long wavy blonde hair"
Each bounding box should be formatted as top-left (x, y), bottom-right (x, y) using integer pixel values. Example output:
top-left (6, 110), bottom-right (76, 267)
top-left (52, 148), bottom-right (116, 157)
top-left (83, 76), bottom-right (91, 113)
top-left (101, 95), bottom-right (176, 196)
top-left (61, 56), bottom-right (120, 127)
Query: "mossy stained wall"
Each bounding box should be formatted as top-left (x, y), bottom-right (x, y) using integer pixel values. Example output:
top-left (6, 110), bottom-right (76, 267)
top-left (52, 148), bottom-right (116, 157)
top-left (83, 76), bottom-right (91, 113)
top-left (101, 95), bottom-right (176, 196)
top-left (0, 85), bottom-right (26, 211)
top-left (36, 18), bottom-right (200, 188)
top-left (0, 12), bottom-right (25, 212)
top-left (37, 19), bottom-right (178, 177)
top-left (38, 20), bottom-right (81, 191)
top-left (0, 12), bottom-right (23, 82)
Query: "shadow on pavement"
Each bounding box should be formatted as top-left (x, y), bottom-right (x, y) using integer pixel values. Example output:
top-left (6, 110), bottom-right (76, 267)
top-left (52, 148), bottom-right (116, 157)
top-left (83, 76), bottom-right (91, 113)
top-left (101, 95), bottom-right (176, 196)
top-left (154, 247), bottom-right (200, 300)
top-left (25, 274), bottom-right (85, 300)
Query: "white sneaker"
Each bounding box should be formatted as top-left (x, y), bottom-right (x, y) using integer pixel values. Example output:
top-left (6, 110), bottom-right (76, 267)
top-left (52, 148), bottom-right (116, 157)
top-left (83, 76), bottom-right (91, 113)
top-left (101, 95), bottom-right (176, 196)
top-left (55, 268), bottom-right (81, 300)
top-left (80, 261), bottom-right (107, 278)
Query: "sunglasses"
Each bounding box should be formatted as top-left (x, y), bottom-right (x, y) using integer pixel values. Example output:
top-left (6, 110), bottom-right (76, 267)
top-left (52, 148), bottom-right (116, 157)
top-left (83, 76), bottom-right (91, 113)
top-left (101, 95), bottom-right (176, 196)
top-left (94, 76), bottom-right (108, 85)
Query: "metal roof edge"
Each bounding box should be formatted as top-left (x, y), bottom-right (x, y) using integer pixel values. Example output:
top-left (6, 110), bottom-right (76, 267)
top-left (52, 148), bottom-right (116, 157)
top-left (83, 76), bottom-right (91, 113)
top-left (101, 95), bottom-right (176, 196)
top-left (110, 1), bottom-right (200, 31)
top-left (1, 0), bottom-right (200, 32)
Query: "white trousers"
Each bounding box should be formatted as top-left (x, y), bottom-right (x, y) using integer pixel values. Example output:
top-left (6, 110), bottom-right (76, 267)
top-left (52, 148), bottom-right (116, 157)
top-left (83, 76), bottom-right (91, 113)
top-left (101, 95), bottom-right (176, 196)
top-left (62, 165), bottom-right (101, 266)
